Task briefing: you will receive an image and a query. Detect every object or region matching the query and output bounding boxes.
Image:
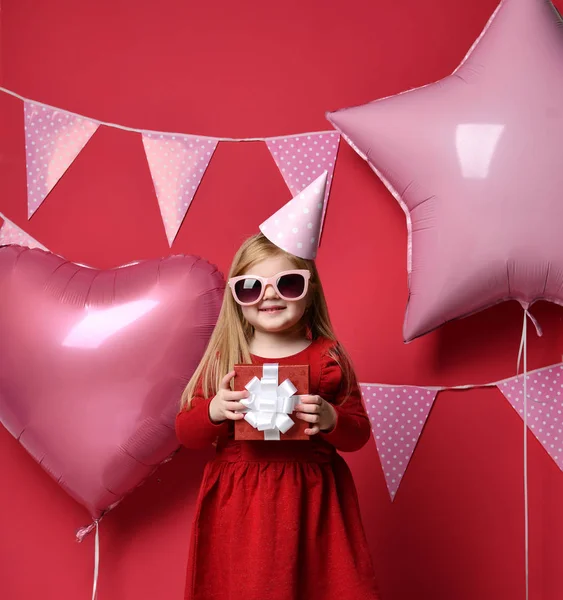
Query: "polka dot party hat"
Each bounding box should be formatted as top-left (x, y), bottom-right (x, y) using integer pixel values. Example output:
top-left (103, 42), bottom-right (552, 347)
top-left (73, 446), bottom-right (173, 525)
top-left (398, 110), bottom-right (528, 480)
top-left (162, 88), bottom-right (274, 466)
top-left (259, 170), bottom-right (327, 260)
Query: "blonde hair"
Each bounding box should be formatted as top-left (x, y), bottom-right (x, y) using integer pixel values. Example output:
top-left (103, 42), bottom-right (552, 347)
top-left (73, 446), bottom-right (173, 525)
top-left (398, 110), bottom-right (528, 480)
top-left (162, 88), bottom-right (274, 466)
top-left (180, 233), bottom-right (354, 410)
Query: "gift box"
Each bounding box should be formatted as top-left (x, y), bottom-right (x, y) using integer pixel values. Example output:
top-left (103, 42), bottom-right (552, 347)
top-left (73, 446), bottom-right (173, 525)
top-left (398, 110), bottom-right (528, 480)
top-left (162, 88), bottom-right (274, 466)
top-left (234, 364), bottom-right (310, 441)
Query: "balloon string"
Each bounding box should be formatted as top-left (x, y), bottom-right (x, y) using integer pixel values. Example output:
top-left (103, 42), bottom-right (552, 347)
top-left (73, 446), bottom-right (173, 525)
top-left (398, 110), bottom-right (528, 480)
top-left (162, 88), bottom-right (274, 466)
top-left (92, 520), bottom-right (100, 600)
top-left (517, 308), bottom-right (542, 376)
top-left (521, 310), bottom-right (530, 600)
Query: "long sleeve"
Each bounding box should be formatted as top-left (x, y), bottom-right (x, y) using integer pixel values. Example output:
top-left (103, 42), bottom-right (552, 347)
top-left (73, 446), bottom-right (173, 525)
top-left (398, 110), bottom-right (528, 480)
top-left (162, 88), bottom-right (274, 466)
top-left (318, 350), bottom-right (372, 453)
top-left (175, 382), bottom-right (228, 449)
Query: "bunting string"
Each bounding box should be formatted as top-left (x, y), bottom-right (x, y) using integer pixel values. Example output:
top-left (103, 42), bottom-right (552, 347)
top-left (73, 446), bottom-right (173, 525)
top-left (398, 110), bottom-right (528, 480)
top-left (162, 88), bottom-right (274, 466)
top-left (0, 86), bottom-right (334, 141)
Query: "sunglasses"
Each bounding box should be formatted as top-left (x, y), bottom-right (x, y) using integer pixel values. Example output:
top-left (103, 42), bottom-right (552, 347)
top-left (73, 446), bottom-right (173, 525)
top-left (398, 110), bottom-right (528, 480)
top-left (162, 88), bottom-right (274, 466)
top-left (228, 269), bottom-right (311, 306)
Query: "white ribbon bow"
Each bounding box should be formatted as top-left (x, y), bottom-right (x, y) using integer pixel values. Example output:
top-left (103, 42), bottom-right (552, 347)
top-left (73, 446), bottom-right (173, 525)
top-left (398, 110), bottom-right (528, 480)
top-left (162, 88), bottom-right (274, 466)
top-left (240, 363), bottom-right (298, 440)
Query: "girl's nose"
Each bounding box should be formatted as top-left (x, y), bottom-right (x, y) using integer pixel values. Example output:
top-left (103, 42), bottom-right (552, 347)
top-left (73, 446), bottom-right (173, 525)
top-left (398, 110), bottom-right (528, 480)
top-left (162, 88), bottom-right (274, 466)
top-left (263, 284), bottom-right (279, 299)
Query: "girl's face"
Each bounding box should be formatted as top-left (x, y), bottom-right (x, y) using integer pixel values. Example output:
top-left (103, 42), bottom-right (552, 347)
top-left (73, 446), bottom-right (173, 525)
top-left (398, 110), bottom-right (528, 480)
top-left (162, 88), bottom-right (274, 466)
top-left (239, 255), bottom-right (309, 335)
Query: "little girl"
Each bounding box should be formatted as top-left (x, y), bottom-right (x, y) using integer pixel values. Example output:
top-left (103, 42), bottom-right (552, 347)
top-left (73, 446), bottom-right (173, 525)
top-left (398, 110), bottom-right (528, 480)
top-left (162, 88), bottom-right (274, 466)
top-left (175, 176), bottom-right (379, 600)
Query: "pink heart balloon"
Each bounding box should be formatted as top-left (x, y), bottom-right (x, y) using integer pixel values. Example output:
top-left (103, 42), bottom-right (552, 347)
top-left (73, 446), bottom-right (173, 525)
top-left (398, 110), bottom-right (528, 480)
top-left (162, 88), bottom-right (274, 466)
top-left (0, 245), bottom-right (224, 520)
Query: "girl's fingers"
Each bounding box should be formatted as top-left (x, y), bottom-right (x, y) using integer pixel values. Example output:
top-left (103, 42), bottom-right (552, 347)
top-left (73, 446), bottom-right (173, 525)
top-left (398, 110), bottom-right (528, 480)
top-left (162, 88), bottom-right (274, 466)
top-left (224, 401), bottom-right (247, 411)
top-left (294, 403), bottom-right (320, 414)
top-left (219, 371), bottom-right (236, 390)
top-left (295, 412), bottom-right (320, 424)
top-left (305, 426), bottom-right (320, 436)
top-left (298, 395), bottom-right (322, 404)
top-left (224, 389), bottom-right (249, 401)
top-left (224, 410), bottom-right (245, 421)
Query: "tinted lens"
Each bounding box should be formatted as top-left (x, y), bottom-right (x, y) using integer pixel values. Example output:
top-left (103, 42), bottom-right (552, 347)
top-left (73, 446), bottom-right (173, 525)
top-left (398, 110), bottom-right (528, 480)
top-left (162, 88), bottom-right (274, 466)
top-left (234, 278), bottom-right (262, 304)
top-left (277, 273), bottom-right (305, 299)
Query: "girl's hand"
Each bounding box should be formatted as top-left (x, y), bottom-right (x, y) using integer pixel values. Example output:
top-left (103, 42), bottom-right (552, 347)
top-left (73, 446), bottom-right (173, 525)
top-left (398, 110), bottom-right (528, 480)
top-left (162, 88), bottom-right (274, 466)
top-left (294, 395), bottom-right (337, 436)
top-left (209, 371), bottom-right (249, 423)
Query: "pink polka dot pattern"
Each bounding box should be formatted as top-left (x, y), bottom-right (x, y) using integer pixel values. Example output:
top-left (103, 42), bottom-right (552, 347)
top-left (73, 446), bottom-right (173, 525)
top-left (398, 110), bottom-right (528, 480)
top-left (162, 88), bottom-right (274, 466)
top-left (24, 102), bottom-right (99, 219)
top-left (266, 133), bottom-right (339, 237)
top-left (142, 133), bottom-right (218, 246)
top-left (360, 384), bottom-right (437, 500)
top-left (498, 365), bottom-right (563, 470)
top-left (0, 217), bottom-right (46, 250)
top-left (259, 171), bottom-right (327, 260)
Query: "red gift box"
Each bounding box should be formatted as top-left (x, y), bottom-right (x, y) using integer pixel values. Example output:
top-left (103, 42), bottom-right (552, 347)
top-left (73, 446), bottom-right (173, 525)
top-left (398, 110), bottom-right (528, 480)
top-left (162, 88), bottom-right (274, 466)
top-left (234, 364), bottom-right (310, 441)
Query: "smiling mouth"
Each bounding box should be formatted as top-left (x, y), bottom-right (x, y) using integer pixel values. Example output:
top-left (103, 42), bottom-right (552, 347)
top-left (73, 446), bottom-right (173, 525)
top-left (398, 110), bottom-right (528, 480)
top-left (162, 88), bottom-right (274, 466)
top-left (258, 306), bottom-right (286, 313)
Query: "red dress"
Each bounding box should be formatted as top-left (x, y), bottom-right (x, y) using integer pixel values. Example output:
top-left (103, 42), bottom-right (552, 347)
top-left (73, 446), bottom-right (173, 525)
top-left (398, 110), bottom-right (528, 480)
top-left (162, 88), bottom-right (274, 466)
top-left (175, 337), bottom-right (380, 600)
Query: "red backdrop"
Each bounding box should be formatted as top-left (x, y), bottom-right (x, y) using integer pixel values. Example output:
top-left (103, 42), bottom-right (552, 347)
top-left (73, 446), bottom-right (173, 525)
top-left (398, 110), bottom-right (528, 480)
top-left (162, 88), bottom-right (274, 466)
top-left (1, 1), bottom-right (563, 598)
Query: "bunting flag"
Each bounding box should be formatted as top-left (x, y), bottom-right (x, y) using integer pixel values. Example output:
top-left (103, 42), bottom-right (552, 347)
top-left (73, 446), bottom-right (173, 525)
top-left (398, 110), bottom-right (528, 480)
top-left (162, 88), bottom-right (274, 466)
top-left (24, 102), bottom-right (99, 219)
top-left (497, 365), bottom-right (563, 471)
top-left (361, 384), bottom-right (438, 500)
top-left (142, 132), bottom-right (218, 246)
top-left (266, 132), bottom-right (339, 238)
top-left (0, 214), bottom-right (47, 250)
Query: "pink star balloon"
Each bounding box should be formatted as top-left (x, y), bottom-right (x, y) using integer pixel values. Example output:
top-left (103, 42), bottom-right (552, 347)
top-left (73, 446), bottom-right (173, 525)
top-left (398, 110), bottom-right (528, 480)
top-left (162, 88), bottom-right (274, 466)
top-left (328, 0), bottom-right (563, 342)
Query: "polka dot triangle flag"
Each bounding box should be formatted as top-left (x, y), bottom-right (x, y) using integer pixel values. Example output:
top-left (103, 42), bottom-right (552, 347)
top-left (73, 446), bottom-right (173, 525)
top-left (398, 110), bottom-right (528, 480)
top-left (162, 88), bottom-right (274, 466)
top-left (266, 133), bottom-right (340, 238)
top-left (0, 214), bottom-right (46, 250)
top-left (142, 132), bottom-right (218, 247)
top-left (24, 102), bottom-right (99, 219)
top-left (360, 384), bottom-right (438, 500)
top-left (498, 365), bottom-right (563, 471)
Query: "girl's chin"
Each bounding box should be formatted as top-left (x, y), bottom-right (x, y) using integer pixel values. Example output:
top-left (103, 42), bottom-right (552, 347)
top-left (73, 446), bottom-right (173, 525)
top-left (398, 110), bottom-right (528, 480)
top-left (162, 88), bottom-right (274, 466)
top-left (253, 319), bottom-right (301, 334)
